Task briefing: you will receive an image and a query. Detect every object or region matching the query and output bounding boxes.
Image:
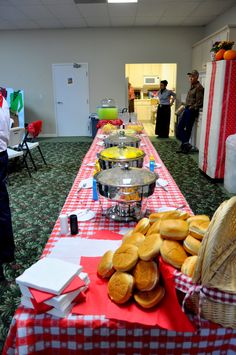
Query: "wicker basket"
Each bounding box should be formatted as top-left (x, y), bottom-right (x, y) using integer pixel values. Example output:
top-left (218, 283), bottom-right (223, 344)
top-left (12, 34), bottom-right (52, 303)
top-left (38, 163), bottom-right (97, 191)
top-left (175, 196), bottom-right (236, 328)
top-left (175, 271), bottom-right (236, 329)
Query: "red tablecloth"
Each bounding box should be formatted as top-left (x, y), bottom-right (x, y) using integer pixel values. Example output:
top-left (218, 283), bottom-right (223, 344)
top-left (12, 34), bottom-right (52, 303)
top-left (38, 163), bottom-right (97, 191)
top-left (3, 131), bottom-right (236, 355)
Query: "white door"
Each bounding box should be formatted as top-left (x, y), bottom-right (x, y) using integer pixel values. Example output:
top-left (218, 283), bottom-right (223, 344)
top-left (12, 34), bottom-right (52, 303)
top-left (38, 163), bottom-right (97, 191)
top-left (52, 63), bottom-right (90, 136)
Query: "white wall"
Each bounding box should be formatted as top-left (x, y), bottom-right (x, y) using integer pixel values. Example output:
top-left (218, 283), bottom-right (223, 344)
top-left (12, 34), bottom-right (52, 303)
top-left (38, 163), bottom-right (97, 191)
top-left (205, 3), bottom-right (236, 36)
top-left (0, 27), bottom-right (203, 135)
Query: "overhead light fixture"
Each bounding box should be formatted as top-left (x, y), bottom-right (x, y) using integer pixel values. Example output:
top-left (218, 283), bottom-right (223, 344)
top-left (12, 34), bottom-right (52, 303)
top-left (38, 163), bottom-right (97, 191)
top-left (108, 0), bottom-right (138, 3)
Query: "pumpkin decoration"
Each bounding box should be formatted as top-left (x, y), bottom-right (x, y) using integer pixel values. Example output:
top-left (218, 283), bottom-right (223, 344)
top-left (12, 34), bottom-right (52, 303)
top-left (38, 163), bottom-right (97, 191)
top-left (223, 49), bottom-right (236, 60)
top-left (215, 49), bottom-right (225, 61)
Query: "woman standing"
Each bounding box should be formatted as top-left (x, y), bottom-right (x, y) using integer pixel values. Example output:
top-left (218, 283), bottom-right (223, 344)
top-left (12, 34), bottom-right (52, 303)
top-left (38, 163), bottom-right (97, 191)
top-left (155, 80), bottom-right (176, 138)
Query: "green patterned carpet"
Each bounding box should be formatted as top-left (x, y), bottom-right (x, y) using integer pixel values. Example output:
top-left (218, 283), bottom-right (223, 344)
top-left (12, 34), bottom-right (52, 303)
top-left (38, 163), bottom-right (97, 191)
top-left (0, 137), bottom-right (230, 351)
top-left (151, 137), bottom-right (230, 216)
top-left (0, 140), bottom-right (92, 351)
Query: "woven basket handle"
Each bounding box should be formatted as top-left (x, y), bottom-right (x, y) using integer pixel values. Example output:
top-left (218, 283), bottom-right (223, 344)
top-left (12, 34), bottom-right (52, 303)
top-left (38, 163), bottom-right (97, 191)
top-left (207, 241), bottom-right (236, 282)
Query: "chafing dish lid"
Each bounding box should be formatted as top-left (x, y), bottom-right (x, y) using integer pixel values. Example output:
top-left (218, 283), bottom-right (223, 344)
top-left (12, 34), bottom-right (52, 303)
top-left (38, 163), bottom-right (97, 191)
top-left (95, 166), bottom-right (158, 187)
top-left (99, 145), bottom-right (145, 160)
top-left (110, 129), bottom-right (136, 136)
top-left (104, 134), bottom-right (140, 146)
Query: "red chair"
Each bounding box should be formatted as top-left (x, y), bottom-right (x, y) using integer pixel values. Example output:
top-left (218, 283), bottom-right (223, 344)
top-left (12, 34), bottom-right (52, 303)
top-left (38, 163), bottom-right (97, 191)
top-left (23, 120), bottom-right (47, 170)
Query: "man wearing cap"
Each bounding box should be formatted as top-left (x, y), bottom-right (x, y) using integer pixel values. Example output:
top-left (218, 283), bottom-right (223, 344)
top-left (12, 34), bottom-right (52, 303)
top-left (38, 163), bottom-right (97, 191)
top-left (176, 70), bottom-right (204, 153)
top-left (0, 91), bottom-right (15, 283)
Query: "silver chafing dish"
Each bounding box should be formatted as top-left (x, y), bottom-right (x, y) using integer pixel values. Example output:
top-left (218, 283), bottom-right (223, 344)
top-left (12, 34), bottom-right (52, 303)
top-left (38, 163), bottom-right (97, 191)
top-left (104, 130), bottom-right (141, 148)
top-left (98, 144), bottom-right (145, 170)
top-left (95, 165), bottom-right (158, 222)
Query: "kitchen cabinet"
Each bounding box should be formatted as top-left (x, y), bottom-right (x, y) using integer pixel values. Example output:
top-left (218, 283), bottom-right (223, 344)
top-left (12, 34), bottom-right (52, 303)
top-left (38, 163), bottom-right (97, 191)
top-left (134, 99), bottom-right (152, 122)
top-left (192, 25), bottom-right (236, 72)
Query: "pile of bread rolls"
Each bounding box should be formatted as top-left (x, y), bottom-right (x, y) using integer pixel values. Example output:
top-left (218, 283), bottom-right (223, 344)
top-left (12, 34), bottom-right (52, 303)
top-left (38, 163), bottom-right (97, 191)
top-left (97, 217), bottom-right (165, 309)
top-left (97, 210), bottom-right (211, 308)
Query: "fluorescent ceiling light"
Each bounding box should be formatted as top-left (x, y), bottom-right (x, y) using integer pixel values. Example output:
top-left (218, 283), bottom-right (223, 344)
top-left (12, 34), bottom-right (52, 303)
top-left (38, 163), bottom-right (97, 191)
top-left (108, 0), bottom-right (138, 3)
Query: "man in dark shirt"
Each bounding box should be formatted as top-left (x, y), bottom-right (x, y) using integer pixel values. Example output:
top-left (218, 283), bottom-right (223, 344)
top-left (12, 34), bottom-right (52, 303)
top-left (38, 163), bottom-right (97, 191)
top-left (176, 70), bottom-right (204, 153)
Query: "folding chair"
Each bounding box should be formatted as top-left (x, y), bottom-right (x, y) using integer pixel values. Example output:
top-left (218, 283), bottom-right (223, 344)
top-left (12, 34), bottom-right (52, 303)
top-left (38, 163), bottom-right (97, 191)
top-left (23, 120), bottom-right (47, 171)
top-left (7, 127), bottom-right (32, 177)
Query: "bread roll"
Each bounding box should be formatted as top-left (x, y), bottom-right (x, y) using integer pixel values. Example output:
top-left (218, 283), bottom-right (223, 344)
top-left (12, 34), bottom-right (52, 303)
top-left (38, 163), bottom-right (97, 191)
top-left (133, 217), bottom-right (150, 234)
top-left (122, 233), bottom-right (145, 247)
top-left (149, 210), bottom-right (189, 223)
top-left (97, 250), bottom-right (115, 278)
top-left (181, 255), bottom-right (198, 277)
top-left (108, 271), bottom-right (134, 304)
top-left (189, 220), bottom-right (210, 240)
top-left (160, 219), bottom-right (189, 240)
top-left (122, 229), bottom-right (135, 242)
top-left (133, 260), bottom-right (159, 291)
top-left (187, 215), bottom-right (210, 225)
top-left (134, 285), bottom-right (165, 309)
top-left (183, 235), bottom-right (201, 255)
top-left (138, 233), bottom-right (163, 261)
top-left (160, 240), bottom-right (188, 268)
top-left (146, 220), bottom-right (161, 236)
top-left (112, 244), bottom-right (139, 272)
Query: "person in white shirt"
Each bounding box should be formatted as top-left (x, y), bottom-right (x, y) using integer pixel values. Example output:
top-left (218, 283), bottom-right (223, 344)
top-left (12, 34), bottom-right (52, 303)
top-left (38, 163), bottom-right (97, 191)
top-left (0, 92), bottom-right (15, 283)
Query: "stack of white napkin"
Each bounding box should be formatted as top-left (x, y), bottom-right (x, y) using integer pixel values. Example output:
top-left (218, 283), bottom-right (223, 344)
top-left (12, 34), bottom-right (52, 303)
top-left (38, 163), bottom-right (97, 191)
top-left (16, 258), bottom-right (90, 318)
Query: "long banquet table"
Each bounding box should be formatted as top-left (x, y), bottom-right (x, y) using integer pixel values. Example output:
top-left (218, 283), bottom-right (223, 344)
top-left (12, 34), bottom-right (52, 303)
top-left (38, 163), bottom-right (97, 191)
top-left (3, 131), bottom-right (236, 354)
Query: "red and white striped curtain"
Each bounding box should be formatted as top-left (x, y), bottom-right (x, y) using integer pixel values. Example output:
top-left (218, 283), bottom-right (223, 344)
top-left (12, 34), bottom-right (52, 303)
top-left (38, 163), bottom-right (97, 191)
top-left (199, 60), bottom-right (236, 179)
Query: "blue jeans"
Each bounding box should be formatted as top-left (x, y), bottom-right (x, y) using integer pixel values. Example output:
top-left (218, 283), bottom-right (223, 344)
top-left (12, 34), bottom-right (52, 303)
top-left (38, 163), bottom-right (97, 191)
top-left (176, 108), bottom-right (198, 145)
top-left (0, 151), bottom-right (15, 265)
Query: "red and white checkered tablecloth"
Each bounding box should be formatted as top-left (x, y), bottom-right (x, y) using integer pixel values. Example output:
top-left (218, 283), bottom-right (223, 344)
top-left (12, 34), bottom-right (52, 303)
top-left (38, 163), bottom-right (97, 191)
top-left (3, 131), bottom-right (236, 355)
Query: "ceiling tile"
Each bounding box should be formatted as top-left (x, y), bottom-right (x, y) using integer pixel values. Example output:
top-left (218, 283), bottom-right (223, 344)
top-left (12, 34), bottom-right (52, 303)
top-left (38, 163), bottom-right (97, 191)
top-left (158, 16), bottom-right (186, 26)
top-left (9, 0), bottom-right (41, 5)
top-left (136, 1), bottom-right (168, 17)
top-left (77, 4), bottom-right (108, 17)
top-left (45, 4), bottom-right (82, 17)
top-left (134, 16), bottom-right (160, 26)
top-left (59, 17), bottom-right (87, 27)
top-left (19, 5), bottom-right (56, 19)
top-left (35, 18), bottom-right (63, 28)
top-left (41, 0), bottom-right (75, 4)
top-left (191, 0), bottom-right (236, 16)
top-left (13, 20), bottom-right (41, 29)
top-left (182, 16), bottom-right (216, 26)
top-left (108, 4), bottom-right (137, 17)
top-left (162, 2), bottom-right (199, 17)
top-left (85, 16), bottom-right (110, 27)
top-left (110, 16), bottom-right (135, 26)
top-left (0, 5), bottom-right (29, 20)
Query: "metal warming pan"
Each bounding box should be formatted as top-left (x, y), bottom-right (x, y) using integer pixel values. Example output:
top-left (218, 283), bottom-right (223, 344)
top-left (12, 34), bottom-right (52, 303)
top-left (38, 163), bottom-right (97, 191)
top-left (95, 165), bottom-right (158, 221)
top-left (98, 144), bottom-right (145, 170)
top-left (104, 130), bottom-right (141, 148)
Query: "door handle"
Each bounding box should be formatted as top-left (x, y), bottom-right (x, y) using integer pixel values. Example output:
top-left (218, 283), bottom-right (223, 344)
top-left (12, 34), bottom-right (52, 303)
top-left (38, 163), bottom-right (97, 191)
top-left (57, 101), bottom-right (63, 104)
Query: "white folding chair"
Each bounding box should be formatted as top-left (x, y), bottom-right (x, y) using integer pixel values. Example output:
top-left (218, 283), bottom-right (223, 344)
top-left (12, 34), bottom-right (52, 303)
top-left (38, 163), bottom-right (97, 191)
top-left (8, 127), bottom-right (32, 177)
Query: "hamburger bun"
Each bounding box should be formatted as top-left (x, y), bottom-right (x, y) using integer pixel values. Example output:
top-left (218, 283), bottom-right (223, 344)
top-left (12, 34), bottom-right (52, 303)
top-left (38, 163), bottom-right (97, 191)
top-left (181, 255), bottom-right (198, 277)
top-left (138, 233), bottom-right (163, 261)
top-left (122, 233), bottom-right (145, 247)
top-left (189, 220), bottom-right (210, 240)
top-left (146, 220), bottom-right (161, 236)
top-left (97, 250), bottom-right (115, 278)
top-left (160, 240), bottom-right (188, 268)
top-left (134, 285), bottom-right (165, 309)
top-left (133, 217), bottom-right (150, 234)
top-left (112, 244), bottom-right (139, 272)
top-left (133, 260), bottom-right (159, 291)
top-left (160, 219), bottom-right (189, 240)
top-left (183, 235), bottom-right (201, 256)
top-left (122, 229), bottom-right (135, 242)
top-left (149, 210), bottom-right (189, 223)
top-left (187, 215), bottom-right (210, 225)
top-left (108, 271), bottom-right (134, 304)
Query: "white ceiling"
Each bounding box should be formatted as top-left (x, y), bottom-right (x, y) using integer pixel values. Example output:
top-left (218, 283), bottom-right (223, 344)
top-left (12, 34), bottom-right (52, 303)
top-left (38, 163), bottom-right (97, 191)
top-left (0, 0), bottom-right (235, 30)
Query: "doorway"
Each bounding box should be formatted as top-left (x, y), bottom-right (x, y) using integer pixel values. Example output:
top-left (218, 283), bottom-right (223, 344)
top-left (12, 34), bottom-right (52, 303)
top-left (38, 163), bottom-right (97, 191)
top-left (52, 63), bottom-right (90, 136)
top-left (125, 63), bottom-right (177, 136)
